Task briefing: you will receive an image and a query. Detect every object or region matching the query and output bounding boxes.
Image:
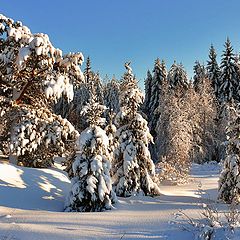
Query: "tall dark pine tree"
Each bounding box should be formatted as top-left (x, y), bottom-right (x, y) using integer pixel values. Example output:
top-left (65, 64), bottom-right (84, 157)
top-left (148, 58), bottom-right (162, 119)
top-left (234, 54), bottom-right (240, 103)
top-left (207, 45), bottom-right (221, 100)
top-left (143, 70), bottom-right (152, 116)
top-left (193, 61), bottom-right (207, 92)
top-left (84, 56), bottom-right (93, 84)
top-left (148, 59), bottom-right (167, 129)
top-left (148, 59), bottom-right (167, 162)
top-left (219, 38), bottom-right (238, 102)
top-left (168, 62), bottom-right (188, 90)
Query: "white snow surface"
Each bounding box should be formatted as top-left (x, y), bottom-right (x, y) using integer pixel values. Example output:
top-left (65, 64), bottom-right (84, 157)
top-left (0, 161), bottom-right (223, 239)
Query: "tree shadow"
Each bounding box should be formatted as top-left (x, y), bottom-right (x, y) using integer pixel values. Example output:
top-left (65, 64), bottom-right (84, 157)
top-left (0, 164), bottom-right (70, 211)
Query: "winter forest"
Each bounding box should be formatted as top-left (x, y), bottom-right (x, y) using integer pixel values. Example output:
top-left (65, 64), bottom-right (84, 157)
top-left (1, 10), bottom-right (240, 240)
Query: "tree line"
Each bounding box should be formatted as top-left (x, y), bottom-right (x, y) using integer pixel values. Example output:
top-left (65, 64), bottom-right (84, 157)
top-left (0, 14), bottom-right (240, 210)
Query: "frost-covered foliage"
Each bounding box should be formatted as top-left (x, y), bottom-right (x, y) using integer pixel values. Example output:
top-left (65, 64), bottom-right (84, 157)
top-left (65, 98), bottom-right (117, 212)
top-left (207, 45), bottom-right (221, 101)
top-left (191, 78), bottom-right (219, 164)
top-left (219, 38), bottom-right (239, 103)
top-left (156, 82), bottom-right (193, 183)
top-left (112, 63), bottom-right (160, 197)
top-left (168, 62), bottom-right (188, 90)
top-left (173, 203), bottom-right (240, 240)
top-left (10, 105), bottom-right (78, 167)
top-left (218, 104), bottom-right (240, 203)
top-left (0, 14), bottom-right (84, 167)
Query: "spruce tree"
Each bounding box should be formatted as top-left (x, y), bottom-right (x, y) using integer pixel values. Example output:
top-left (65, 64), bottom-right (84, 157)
top-left (65, 97), bottom-right (117, 212)
top-left (168, 62), bottom-right (188, 90)
top-left (219, 38), bottom-right (238, 102)
top-left (149, 59), bottom-right (167, 120)
top-left (147, 59), bottom-right (167, 161)
top-left (84, 56), bottom-right (93, 84)
top-left (218, 103), bottom-right (240, 203)
top-left (143, 70), bottom-right (153, 115)
top-left (207, 45), bottom-right (221, 100)
top-left (112, 63), bottom-right (160, 197)
top-left (193, 61), bottom-right (207, 92)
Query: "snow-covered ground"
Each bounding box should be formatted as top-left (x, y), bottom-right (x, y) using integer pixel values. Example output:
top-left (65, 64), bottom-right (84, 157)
top-left (0, 161), bottom-right (221, 240)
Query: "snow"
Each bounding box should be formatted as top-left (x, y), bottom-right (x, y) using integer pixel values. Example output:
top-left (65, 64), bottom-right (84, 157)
top-left (0, 161), bottom-right (225, 239)
top-left (16, 47), bottom-right (31, 68)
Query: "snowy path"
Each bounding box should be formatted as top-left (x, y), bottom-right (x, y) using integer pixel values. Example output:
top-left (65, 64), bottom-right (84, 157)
top-left (0, 162), bottom-right (220, 240)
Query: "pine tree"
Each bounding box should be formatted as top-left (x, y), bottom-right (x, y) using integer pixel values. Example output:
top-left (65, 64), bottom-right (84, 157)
top-left (218, 103), bottom-right (240, 203)
top-left (112, 62), bottom-right (160, 197)
top-left (94, 72), bottom-right (104, 104)
top-left (65, 97), bottom-right (117, 212)
top-left (149, 59), bottom-right (167, 120)
top-left (0, 14), bottom-right (84, 167)
top-left (234, 54), bottom-right (240, 103)
top-left (147, 59), bottom-right (167, 162)
top-left (193, 61), bottom-right (207, 92)
top-left (168, 62), bottom-right (188, 90)
top-left (84, 56), bottom-right (93, 84)
top-left (143, 70), bottom-right (152, 115)
top-left (207, 45), bottom-right (221, 100)
top-left (219, 38), bottom-right (238, 102)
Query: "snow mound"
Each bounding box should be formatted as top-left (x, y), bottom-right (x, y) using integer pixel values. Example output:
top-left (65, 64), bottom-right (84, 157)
top-left (0, 163), bottom-right (70, 211)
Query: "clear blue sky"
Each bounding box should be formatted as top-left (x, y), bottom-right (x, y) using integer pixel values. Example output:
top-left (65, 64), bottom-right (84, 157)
top-left (2, 0), bottom-right (240, 88)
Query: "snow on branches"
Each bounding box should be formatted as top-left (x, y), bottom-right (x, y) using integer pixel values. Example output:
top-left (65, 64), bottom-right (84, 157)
top-left (10, 105), bottom-right (78, 167)
top-left (0, 14), bottom-right (84, 167)
top-left (218, 104), bottom-right (240, 203)
top-left (65, 98), bottom-right (116, 212)
top-left (112, 63), bottom-right (160, 197)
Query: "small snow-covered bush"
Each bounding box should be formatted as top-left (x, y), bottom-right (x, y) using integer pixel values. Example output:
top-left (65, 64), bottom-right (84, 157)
top-left (172, 203), bottom-right (240, 240)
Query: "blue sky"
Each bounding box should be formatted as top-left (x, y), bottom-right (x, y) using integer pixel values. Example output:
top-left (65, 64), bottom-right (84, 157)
top-left (2, 0), bottom-right (240, 88)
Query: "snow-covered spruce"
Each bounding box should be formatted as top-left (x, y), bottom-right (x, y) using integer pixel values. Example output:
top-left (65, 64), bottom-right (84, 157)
top-left (65, 98), bottom-right (117, 212)
top-left (168, 61), bottom-right (188, 90)
top-left (193, 61), bottom-right (207, 93)
top-left (112, 62), bottom-right (160, 197)
top-left (219, 38), bottom-right (239, 103)
top-left (207, 44), bottom-right (221, 101)
top-left (218, 104), bottom-right (240, 203)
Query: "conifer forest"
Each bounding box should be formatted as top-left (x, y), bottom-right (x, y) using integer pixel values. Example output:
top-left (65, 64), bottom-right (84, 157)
top-left (1, 4), bottom-right (240, 240)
